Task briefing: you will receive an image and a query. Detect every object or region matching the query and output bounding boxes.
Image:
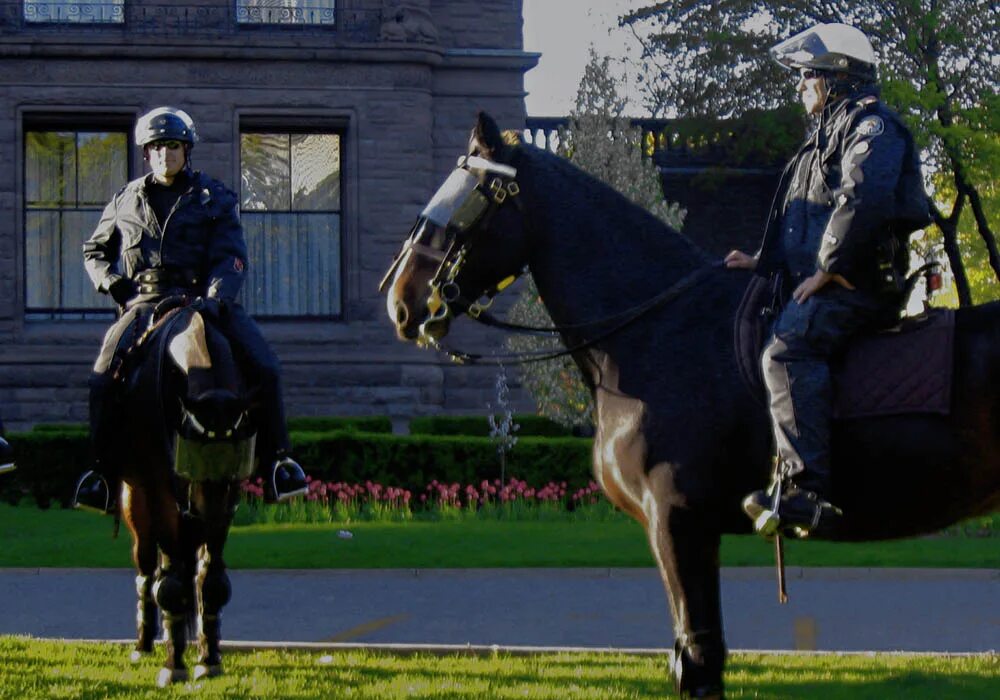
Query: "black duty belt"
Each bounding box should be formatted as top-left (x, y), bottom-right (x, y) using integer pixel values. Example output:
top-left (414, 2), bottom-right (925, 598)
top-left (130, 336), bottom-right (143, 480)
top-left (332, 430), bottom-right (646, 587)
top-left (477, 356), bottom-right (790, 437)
top-left (135, 268), bottom-right (200, 295)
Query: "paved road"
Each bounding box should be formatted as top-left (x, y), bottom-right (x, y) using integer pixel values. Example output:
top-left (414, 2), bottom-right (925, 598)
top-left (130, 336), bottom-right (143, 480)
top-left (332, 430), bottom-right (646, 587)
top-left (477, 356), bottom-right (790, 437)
top-left (0, 568), bottom-right (996, 652)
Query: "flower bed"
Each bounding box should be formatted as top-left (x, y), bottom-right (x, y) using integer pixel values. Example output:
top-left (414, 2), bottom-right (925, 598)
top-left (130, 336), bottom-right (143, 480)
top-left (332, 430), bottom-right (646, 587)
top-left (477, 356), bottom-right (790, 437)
top-left (234, 477), bottom-right (619, 525)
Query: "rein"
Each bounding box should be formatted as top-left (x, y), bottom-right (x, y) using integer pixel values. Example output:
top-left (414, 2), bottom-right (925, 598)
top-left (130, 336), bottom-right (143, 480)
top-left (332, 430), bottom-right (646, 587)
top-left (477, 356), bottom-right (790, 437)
top-left (436, 261), bottom-right (724, 365)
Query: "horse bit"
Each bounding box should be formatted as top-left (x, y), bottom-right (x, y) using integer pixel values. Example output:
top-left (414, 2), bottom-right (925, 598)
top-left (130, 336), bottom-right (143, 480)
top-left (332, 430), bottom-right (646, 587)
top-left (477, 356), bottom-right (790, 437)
top-left (379, 155), bottom-right (524, 346)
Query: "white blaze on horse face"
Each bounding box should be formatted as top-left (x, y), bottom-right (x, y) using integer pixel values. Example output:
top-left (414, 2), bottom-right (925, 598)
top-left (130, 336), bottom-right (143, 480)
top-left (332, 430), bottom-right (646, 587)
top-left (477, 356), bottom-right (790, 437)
top-left (385, 247), bottom-right (415, 327)
top-left (168, 312), bottom-right (213, 372)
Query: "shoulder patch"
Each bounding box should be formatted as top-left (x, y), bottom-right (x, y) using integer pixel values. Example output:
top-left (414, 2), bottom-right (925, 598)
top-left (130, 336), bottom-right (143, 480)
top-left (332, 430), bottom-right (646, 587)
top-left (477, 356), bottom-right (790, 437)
top-left (856, 115), bottom-right (884, 137)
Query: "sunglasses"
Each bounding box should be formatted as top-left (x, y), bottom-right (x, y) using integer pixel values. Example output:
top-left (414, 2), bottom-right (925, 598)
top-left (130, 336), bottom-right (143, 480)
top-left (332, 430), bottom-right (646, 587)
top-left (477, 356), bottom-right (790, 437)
top-left (149, 140), bottom-right (183, 151)
top-left (799, 69), bottom-right (822, 81)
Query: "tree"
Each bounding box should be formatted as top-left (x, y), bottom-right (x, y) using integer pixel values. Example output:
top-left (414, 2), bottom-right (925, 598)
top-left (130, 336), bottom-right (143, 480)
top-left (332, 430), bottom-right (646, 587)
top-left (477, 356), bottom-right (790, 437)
top-left (621, 1), bottom-right (999, 306)
top-left (506, 50), bottom-right (684, 427)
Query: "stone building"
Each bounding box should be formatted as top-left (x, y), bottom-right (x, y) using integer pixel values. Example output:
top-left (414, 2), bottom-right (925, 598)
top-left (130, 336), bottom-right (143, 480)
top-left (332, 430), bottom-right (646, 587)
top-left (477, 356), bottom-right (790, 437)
top-left (0, 0), bottom-right (537, 430)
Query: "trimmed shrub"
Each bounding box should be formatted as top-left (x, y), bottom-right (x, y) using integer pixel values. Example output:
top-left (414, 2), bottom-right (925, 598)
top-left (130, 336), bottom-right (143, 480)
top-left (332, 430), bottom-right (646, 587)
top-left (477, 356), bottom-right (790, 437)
top-left (286, 416), bottom-right (393, 434)
top-left (2, 427), bottom-right (596, 508)
top-left (409, 414), bottom-right (575, 437)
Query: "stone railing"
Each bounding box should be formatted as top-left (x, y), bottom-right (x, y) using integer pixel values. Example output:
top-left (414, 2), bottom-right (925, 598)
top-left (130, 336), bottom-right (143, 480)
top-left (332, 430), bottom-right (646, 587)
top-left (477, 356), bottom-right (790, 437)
top-left (524, 116), bottom-right (685, 157)
top-left (0, 2), bottom-right (383, 41)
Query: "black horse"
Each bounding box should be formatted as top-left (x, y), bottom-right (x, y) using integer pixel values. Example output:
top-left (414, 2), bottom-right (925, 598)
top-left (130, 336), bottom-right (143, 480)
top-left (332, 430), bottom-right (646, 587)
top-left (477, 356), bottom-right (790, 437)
top-left (111, 298), bottom-right (256, 686)
top-left (383, 113), bottom-right (1000, 698)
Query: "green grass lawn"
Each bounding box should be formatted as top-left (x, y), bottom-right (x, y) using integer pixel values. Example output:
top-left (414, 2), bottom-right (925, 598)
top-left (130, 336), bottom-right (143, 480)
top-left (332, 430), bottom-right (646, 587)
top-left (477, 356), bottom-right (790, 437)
top-left (1, 504), bottom-right (997, 569)
top-left (0, 637), bottom-right (995, 699)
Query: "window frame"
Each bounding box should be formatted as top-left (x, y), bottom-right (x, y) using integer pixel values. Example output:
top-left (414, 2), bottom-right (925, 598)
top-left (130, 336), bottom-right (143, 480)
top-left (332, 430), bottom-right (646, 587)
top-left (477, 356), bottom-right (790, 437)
top-left (20, 111), bottom-right (136, 321)
top-left (237, 120), bottom-right (346, 321)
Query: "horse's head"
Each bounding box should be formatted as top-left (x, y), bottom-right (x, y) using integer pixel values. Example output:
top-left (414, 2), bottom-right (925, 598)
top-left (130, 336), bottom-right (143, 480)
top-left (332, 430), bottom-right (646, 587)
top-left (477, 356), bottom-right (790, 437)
top-left (166, 306), bottom-right (256, 481)
top-left (381, 112), bottom-right (530, 346)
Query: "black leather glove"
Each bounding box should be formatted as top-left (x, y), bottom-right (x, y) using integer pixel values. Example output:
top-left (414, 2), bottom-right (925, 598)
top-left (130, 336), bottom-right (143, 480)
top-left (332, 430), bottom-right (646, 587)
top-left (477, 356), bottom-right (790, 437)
top-left (108, 277), bottom-right (137, 306)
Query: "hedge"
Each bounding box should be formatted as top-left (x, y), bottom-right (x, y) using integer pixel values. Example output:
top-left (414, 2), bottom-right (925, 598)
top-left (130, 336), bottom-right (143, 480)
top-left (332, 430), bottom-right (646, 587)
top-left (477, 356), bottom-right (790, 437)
top-left (31, 417), bottom-right (394, 435)
top-left (408, 414), bottom-right (578, 437)
top-left (0, 429), bottom-right (595, 508)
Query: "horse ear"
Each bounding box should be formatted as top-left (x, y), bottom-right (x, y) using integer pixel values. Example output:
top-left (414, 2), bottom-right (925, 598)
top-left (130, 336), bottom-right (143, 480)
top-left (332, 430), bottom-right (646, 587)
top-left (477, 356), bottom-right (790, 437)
top-left (470, 111), bottom-right (505, 160)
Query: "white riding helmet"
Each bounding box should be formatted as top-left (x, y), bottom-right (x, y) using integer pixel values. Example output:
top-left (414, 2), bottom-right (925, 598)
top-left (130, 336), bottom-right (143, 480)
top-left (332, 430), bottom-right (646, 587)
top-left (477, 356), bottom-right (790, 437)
top-left (770, 23), bottom-right (877, 80)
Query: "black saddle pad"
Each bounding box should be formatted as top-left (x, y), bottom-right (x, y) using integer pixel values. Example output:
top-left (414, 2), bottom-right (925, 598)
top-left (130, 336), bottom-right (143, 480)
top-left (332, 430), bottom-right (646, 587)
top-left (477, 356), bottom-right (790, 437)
top-left (734, 276), bottom-right (954, 418)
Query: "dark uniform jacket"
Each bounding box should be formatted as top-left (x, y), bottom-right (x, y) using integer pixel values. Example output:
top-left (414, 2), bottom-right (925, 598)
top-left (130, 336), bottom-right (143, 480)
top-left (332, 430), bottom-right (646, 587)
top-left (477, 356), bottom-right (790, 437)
top-left (83, 170), bottom-right (247, 302)
top-left (755, 87), bottom-right (930, 294)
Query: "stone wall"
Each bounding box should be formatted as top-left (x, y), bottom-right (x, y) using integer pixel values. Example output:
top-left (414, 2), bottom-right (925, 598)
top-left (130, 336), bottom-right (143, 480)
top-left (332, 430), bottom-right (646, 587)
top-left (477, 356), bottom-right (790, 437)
top-left (0, 0), bottom-right (536, 430)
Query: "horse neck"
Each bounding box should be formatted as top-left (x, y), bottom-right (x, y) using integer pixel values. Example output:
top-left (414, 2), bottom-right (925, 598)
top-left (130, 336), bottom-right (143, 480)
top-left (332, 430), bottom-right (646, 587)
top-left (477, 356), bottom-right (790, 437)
top-left (519, 152), bottom-right (708, 330)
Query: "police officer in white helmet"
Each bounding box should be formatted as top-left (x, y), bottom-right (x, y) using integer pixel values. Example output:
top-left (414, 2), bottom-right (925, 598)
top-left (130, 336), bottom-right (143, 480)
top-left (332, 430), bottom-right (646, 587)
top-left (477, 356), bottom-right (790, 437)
top-left (726, 24), bottom-right (931, 537)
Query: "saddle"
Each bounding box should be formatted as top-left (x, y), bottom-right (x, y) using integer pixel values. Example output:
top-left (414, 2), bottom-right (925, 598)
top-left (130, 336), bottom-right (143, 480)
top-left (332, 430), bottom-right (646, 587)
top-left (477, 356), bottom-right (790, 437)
top-left (734, 275), bottom-right (954, 419)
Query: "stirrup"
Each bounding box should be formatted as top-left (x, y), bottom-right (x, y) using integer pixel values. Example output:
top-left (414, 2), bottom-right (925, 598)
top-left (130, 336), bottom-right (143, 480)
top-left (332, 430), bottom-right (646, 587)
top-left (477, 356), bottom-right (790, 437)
top-left (72, 470), bottom-right (113, 514)
top-left (0, 436), bottom-right (14, 474)
top-left (271, 456), bottom-right (308, 503)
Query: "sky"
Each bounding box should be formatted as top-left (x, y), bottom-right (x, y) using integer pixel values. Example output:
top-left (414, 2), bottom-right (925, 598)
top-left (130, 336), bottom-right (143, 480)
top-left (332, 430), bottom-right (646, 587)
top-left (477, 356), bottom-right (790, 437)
top-left (522, 0), bottom-right (651, 117)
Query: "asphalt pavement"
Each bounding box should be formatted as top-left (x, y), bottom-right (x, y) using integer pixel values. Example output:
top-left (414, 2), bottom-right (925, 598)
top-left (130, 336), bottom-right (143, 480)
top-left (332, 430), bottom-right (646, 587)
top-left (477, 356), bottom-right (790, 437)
top-left (0, 567), bottom-right (996, 652)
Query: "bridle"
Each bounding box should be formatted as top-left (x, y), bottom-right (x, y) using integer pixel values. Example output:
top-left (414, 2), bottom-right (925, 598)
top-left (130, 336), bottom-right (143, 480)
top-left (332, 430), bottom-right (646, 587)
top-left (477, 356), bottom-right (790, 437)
top-left (381, 152), bottom-right (721, 364)
top-left (379, 154), bottom-right (525, 346)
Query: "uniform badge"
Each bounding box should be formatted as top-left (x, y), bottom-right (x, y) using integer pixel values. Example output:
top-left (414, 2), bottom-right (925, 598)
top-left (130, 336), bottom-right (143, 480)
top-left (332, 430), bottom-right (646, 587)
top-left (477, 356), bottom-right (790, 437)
top-left (856, 116), bottom-right (884, 137)
top-left (200, 188), bottom-right (212, 205)
top-left (233, 258), bottom-right (244, 273)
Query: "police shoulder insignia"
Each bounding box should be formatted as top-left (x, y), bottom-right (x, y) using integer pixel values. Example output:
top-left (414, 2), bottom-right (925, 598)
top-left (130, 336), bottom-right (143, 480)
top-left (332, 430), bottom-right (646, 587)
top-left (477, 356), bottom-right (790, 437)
top-left (856, 116), bottom-right (884, 137)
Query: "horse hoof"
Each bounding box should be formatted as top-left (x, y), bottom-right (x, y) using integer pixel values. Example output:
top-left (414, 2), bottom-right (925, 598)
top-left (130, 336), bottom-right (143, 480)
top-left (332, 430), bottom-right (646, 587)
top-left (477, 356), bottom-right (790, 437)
top-left (156, 667), bottom-right (188, 687)
top-left (193, 663), bottom-right (222, 680)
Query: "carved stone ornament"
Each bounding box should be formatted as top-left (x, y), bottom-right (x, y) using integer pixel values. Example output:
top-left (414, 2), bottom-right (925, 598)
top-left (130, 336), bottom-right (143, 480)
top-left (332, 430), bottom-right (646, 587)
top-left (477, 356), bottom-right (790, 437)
top-left (379, 1), bottom-right (439, 44)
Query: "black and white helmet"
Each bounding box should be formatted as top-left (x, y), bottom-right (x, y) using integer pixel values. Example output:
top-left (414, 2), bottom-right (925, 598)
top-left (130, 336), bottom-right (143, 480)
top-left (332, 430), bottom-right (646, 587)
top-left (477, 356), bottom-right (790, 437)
top-left (134, 107), bottom-right (198, 147)
top-left (770, 23), bottom-right (877, 81)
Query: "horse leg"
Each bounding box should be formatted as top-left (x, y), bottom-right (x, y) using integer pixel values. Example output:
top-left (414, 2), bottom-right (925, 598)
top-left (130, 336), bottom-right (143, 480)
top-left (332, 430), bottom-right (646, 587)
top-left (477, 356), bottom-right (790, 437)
top-left (192, 482), bottom-right (237, 680)
top-left (647, 503), bottom-right (726, 699)
top-left (150, 487), bottom-right (192, 686)
top-left (120, 482), bottom-right (159, 661)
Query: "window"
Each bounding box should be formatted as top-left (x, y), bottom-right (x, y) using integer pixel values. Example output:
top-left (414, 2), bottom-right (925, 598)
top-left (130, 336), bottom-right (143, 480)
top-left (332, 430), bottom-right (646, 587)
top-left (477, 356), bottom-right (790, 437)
top-left (24, 1), bottom-right (125, 24)
top-left (240, 131), bottom-right (342, 317)
top-left (24, 128), bottom-right (127, 318)
top-left (236, 0), bottom-right (335, 25)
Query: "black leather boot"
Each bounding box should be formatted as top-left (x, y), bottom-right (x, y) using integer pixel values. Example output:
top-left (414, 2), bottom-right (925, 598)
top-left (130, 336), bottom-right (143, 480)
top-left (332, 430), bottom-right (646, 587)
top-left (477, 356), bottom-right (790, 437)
top-left (269, 453), bottom-right (308, 503)
top-left (73, 469), bottom-right (117, 514)
top-left (742, 479), bottom-right (842, 538)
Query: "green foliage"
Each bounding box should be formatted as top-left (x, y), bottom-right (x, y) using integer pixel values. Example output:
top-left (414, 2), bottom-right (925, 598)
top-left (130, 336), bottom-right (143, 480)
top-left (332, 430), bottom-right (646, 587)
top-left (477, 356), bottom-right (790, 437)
top-left (293, 431), bottom-right (593, 494)
top-left (285, 415), bottom-right (393, 433)
top-left (622, 1), bottom-right (1000, 304)
top-left (409, 414), bottom-right (573, 437)
top-left (0, 425), bottom-right (595, 508)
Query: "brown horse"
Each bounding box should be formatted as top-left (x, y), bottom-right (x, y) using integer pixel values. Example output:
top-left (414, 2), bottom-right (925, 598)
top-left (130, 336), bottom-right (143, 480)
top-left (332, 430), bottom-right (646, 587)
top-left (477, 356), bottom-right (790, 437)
top-left (113, 298), bottom-right (256, 686)
top-left (382, 113), bottom-right (1000, 698)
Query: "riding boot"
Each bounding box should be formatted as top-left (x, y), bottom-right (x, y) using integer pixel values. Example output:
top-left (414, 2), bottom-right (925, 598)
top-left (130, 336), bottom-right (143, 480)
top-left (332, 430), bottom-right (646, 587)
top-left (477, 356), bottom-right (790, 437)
top-left (742, 462), bottom-right (842, 538)
top-left (74, 374), bottom-right (120, 514)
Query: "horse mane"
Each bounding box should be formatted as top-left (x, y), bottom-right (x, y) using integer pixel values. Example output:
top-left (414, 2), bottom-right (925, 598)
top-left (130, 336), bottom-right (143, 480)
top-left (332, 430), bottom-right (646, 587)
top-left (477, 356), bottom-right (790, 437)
top-left (507, 143), bottom-right (710, 308)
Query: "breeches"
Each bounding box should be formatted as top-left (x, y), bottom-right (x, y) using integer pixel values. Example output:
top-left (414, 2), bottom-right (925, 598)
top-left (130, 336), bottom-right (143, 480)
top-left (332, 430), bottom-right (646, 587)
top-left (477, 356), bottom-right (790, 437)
top-left (762, 288), bottom-right (892, 483)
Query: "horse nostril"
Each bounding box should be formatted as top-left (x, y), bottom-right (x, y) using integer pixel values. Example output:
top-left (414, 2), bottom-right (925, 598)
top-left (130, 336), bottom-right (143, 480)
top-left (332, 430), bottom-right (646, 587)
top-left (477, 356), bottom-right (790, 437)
top-left (395, 302), bottom-right (409, 326)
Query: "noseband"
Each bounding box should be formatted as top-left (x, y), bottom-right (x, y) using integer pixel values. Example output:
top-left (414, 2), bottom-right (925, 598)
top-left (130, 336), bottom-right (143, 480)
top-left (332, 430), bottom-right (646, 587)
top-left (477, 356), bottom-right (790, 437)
top-left (380, 155), bottom-right (524, 345)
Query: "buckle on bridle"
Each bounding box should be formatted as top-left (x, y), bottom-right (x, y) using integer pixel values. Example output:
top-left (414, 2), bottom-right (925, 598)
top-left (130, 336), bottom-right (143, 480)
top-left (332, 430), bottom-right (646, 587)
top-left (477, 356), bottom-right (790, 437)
top-left (489, 177), bottom-right (507, 204)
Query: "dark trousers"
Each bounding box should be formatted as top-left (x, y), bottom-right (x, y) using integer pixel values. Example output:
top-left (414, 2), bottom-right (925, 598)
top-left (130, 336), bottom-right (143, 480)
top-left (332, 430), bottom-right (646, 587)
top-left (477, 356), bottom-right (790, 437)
top-left (89, 301), bottom-right (290, 471)
top-left (761, 287), bottom-right (894, 489)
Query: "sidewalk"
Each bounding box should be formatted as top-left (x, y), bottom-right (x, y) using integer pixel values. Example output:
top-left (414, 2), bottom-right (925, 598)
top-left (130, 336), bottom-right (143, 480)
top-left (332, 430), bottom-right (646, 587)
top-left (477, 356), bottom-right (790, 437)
top-left (0, 567), bottom-right (996, 652)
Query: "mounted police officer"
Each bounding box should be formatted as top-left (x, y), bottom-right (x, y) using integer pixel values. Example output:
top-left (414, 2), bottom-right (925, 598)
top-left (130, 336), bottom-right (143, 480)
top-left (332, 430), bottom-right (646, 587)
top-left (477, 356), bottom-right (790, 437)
top-left (725, 24), bottom-right (930, 537)
top-left (73, 107), bottom-right (308, 512)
